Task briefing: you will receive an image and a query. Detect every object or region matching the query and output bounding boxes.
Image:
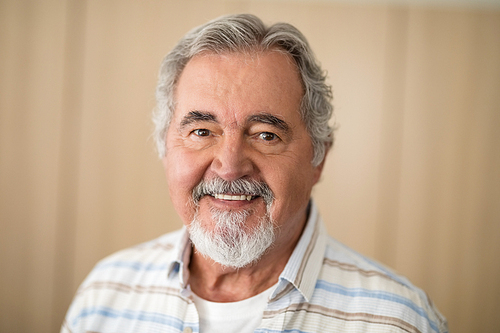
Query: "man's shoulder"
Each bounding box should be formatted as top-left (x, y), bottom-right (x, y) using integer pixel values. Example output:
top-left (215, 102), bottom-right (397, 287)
top-left (314, 235), bottom-right (448, 333)
top-left (80, 228), bottom-right (185, 288)
top-left (321, 235), bottom-right (416, 290)
top-left (62, 229), bottom-right (189, 333)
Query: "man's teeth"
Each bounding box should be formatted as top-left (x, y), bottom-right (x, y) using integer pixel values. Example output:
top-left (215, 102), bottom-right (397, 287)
top-left (213, 193), bottom-right (253, 201)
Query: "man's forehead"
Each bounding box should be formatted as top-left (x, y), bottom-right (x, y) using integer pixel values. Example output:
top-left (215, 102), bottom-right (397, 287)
top-left (170, 50), bottom-right (304, 132)
top-left (176, 52), bottom-right (302, 98)
top-left (178, 51), bottom-right (301, 87)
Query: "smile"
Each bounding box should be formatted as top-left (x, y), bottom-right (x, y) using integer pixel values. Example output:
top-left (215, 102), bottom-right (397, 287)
top-left (213, 193), bottom-right (254, 201)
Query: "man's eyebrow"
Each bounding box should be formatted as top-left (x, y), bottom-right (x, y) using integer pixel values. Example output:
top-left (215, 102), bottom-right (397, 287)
top-left (247, 113), bottom-right (291, 134)
top-left (180, 111), bottom-right (218, 128)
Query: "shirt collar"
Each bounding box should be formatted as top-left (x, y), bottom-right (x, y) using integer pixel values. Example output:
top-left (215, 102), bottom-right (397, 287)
top-left (271, 200), bottom-right (326, 302)
top-left (166, 200), bottom-right (327, 302)
top-left (167, 227), bottom-right (192, 290)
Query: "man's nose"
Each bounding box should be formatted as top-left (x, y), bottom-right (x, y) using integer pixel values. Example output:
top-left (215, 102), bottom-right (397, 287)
top-left (210, 133), bottom-right (254, 181)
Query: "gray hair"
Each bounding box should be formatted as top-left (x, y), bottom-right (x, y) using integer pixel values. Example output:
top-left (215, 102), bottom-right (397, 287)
top-left (153, 14), bottom-right (334, 166)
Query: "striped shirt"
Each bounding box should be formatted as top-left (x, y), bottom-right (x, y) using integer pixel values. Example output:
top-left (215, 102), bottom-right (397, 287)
top-left (62, 201), bottom-right (448, 333)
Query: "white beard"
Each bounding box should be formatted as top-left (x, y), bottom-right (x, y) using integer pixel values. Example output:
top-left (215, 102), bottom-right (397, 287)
top-left (188, 206), bottom-right (275, 269)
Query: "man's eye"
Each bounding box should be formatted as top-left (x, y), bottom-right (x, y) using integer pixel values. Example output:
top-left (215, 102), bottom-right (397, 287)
top-left (193, 129), bottom-right (211, 137)
top-left (259, 132), bottom-right (278, 141)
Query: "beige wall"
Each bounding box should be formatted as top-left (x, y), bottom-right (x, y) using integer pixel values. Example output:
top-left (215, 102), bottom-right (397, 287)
top-left (1, 0), bottom-right (499, 332)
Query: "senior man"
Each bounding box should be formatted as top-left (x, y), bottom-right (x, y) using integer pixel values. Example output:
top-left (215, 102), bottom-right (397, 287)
top-left (62, 14), bottom-right (447, 333)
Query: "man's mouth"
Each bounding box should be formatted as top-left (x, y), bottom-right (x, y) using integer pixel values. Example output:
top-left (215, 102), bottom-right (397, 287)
top-left (212, 193), bottom-right (255, 201)
top-left (192, 177), bottom-right (273, 206)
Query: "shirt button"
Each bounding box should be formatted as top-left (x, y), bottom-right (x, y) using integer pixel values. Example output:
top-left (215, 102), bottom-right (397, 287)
top-left (183, 327), bottom-right (193, 333)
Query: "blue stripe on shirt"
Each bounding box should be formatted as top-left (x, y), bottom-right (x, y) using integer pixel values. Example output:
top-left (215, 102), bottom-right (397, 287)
top-left (315, 280), bottom-right (439, 333)
top-left (256, 329), bottom-right (310, 333)
top-left (95, 261), bottom-right (169, 271)
top-left (72, 306), bottom-right (198, 332)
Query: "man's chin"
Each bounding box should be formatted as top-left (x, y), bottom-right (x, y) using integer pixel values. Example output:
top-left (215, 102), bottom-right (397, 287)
top-left (188, 211), bottom-right (276, 269)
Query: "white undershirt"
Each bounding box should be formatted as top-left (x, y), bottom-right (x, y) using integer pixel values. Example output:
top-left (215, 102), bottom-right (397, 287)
top-left (191, 284), bottom-right (276, 333)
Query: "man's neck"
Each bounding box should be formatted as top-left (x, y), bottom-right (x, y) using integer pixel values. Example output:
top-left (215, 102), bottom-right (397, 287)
top-left (188, 252), bottom-right (283, 302)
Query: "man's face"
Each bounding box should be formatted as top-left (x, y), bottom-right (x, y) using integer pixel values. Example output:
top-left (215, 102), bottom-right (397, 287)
top-left (163, 51), bottom-right (324, 264)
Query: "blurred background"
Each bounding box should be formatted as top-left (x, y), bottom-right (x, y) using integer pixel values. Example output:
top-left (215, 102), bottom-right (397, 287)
top-left (1, 0), bottom-right (499, 332)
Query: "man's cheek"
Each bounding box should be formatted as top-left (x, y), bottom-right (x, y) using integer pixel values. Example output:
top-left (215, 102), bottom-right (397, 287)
top-left (165, 161), bottom-right (205, 223)
top-left (167, 153), bottom-right (203, 189)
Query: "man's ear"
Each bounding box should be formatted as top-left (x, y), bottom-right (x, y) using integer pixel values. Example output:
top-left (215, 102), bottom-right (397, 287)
top-left (312, 145), bottom-right (330, 185)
